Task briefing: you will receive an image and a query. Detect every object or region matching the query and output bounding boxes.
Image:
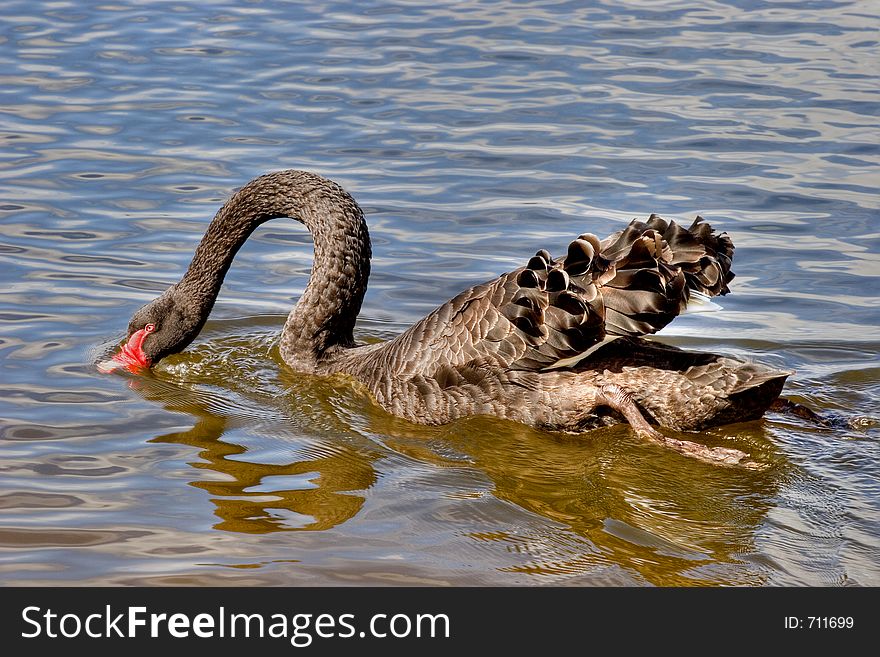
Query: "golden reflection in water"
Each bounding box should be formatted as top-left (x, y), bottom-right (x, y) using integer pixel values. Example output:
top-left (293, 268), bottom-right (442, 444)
top-left (153, 416), bottom-right (375, 534)
top-left (364, 410), bottom-right (788, 585)
top-left (128, 370), bottom-right (380, 535)
top-left (479, 421), bottom-right (782, 584)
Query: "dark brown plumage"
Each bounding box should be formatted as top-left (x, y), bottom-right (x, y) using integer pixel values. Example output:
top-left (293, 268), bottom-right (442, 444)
top-left (110, 170), bottom-right (791, 466)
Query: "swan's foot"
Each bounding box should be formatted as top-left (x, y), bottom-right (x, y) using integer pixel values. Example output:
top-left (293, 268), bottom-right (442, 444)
top-left (597, 384), bottom-right (755, 468)
top-left (769, 397), bottom-right (858, 430)
top-left (650, 435), bottom-right (756, 467)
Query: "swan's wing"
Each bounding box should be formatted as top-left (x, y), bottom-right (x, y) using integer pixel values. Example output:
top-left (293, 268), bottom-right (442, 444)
top-left (443, 249), bottom-right (611, 372)
top-left (378, 215), bottom-right (734, 377)
top-left (369, 263), bottom-right (602, 377)
top-left (599, 215), bottom-right (734, 337)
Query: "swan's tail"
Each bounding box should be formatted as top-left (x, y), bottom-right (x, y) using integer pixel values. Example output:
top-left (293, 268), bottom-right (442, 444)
top-left (591, 215), bottom-right (734, 337)
top-left (581, 337), bottom-right (790, 432)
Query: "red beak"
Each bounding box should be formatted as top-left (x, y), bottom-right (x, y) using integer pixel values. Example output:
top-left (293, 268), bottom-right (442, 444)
top-left (98, 325), bottom-right (154, 373)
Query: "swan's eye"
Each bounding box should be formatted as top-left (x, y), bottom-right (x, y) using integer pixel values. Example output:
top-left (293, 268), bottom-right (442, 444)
top-left (144, 323), bottom-right (156, 333)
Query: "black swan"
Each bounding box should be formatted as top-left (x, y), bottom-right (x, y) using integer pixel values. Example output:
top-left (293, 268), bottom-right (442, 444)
top-left (103, 170), bottom-right (791, 465)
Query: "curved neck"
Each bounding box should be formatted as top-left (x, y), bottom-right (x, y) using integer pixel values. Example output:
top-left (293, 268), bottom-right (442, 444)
top-left (177, 170), bottom-right (371, 370)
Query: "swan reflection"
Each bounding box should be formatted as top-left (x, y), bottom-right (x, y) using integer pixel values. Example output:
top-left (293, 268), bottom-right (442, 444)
top-left (130, 368), bottom-right (380, 534)
top-left (373, 413), bottom-right (786, 584)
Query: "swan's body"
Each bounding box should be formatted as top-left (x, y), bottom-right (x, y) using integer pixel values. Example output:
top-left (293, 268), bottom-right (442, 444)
top-left (108, 170), bottom-right (790, 465)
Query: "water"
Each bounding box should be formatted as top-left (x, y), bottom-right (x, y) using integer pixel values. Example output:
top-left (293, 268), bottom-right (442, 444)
top-left (1, 0), bottom-right (878, 586)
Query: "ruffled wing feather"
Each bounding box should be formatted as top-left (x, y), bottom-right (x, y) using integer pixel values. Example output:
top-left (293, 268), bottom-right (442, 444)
top-left (380, 215), bottom-right (735, 379)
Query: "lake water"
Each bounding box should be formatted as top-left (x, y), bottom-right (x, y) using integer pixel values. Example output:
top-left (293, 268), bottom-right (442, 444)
top-left (1, 0), bottom-right (878, 586)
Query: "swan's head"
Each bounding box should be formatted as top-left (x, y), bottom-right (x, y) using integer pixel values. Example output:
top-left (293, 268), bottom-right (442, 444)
top-left (99, 290), bottom-right (203, 373)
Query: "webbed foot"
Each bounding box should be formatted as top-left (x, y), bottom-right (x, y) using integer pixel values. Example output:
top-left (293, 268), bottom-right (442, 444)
top-left (597, 384), bottom-right (757, 468)
top-left (770, 397), bottom-right (863, 430)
